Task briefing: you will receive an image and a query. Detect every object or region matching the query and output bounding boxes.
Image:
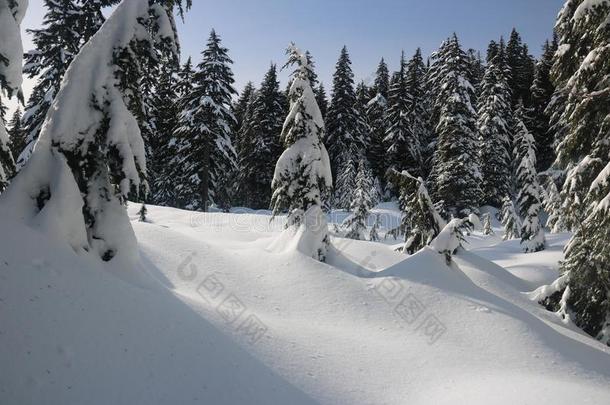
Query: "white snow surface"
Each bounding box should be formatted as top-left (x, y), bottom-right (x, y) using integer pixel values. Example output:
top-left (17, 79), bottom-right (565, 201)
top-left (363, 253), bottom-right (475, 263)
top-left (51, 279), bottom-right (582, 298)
top-left (1, 203), bottom-right (610, 404)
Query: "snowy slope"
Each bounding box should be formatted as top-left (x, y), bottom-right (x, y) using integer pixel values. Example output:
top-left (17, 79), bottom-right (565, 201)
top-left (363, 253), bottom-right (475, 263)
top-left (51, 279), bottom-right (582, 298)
top-left (1, 204), bottom-right (610, 405)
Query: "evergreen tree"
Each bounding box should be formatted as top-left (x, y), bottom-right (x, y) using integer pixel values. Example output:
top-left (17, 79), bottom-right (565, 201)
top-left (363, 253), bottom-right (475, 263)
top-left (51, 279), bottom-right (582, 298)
top-left (0, 0), bottom-right (26, 191)
top-left (388, 169), bottom-right (445, 254)
top-left (405, 48), bottom-right (430, 176)
top-left (369, 213), bottom-right (381, 242)
top-left (343, 159), bottom-right (375, 240)
top-left (366, 59), bottom-right (390, 186)
top-left (500, 196), bottom-right (521, 240)
top-left (506, 28), bottom-right (535, 107)
top-left (514, 106), bottom-right (545, 252)
top-left (237, 64), bottom-right (285, 209)
top-left (326, 46), bottom-right (363, 183)
top-left (477, 43), bottom-right (512, 207)
top-left (1, 0), bottom-right (191, 261)
top-left (7, 108), bottom-right (25, 161)
top-left (18, 0), bottom-right (85, 167)
top-left (544, 178), bottom-right (566, 233)
top-left (271, 44), bottom-right (332, 261)
top-left (530, 37), bottom-right (558, 172)
top-left (373, 58), bottom-right (390, 99)
top-left (482, 213), bottom-right (494, 235)
top-left (431, 35), bottom-right (481, 217)
top-left (314, 82), bottom-right (328, 120)
top-left (539, 0), bottom-right (610, 344)
top-left (233, 81), bottom-right (255, 135)
top-left (385, 51), bottom-right (420, 178)
top-left (173, 29), bottom-right (237, 211)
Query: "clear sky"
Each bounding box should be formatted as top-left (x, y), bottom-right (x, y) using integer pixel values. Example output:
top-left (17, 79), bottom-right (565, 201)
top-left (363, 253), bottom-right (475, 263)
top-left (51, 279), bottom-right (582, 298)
top-left (7, 0), bottom-right (565, 115)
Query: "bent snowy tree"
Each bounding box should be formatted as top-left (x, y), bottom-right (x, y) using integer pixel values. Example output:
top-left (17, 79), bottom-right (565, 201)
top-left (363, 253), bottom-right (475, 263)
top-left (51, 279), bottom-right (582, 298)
top-left (270, 44), bottom-right (332, 261)
top-left (0, 0), bottom-right (190, 263)
top-left (0, 0), bottom-right (27, 191)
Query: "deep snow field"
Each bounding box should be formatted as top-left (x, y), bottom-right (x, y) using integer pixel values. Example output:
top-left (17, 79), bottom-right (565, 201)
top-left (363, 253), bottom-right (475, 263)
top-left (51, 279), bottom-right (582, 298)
top-left (1, 202), bottom-right (610, 404)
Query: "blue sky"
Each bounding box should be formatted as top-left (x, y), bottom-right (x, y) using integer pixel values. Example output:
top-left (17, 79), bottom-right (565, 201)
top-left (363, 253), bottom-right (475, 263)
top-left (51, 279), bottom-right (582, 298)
top-left (9, 0), bottom-right (565, 113)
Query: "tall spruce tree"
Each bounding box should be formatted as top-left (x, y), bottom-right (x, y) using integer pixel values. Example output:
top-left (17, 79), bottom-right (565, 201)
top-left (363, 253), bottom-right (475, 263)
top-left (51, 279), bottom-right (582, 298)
top-left (539, 0), bottom-right (610, 344)
top-left (315, 82), bottom-right (328, 120)
top-left (326, 46), bottom-right (365, 208)
top-left (514, 105), bottom-right (545, 252)
top-left (405, 48), bottom-right (430, 177)
top-left (173, 30), bottom-right (237, 211)
top-left (506, 28), bottom-right (536, 107)
top-left (343, 158), bottom-right (375, 240)
top-left (385, 51), bottom-right (420, 178)
top-left (530, 37), bottom-right (558, 172)
top-left (366, 58), bottom-right (390, 186)
top-left (431, 35), bottom-right (481, 217)
top-left (233, 81), bottom-right (255, 136)
top-left (271, 44), bottom-right (332, 261)
top-left (7, 108), bottom-right (24, 161)
top-left (237, 64), bottom-right (285, 209)
top-left (478, 41), bottom-right (512, 207)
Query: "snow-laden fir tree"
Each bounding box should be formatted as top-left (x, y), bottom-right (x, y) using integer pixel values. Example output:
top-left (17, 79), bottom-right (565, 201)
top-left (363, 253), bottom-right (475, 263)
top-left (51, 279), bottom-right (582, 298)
top-left (7, 108), bottom-right (24, 162)
top-left (237, 64), bottom-right (285, 209)
top-left (384, 51), bottom-right (421, 178)
top-left (544, 178), bottom-right (567, 233)
top-left (333, 151), bottom-right (358, 209)
top-left (537, 0), bottom-right (610, 344)
top-left (0, 0), bottom-right (27, 191)
top-left (506, 28), bottom-right (535, 107)
top-left (233, 81), bottom-right (255, 136)
top-left (149, 57), bottom-right (180, 206)
top-left (326, 46), bottom-right (365, 190)
top-left (18, 0), bottom-right (95, 168)
top-left (270, 44), bottom-right (332, 262)
top-left (366, 58), bottom-right (390, 186)
top-left (315, 82), bottom-right (328, 120)
top-left (431, 34), bottom-right (481, 217)
top-left (530, 37), bottom-right (557, 172)
top-left (369, 213), bottom-right (381, 242)
top-left (514, 106), bottom-right (545, 252)
top-left (405, 48), bottom-right (431, 178)
top-left (343, 159), bottom-right (375, 240)
top-left (482, 213), bottom-right (494, 235)
top-left (173, 29), bottom-right (237, 211)
top-left (500, 196), bottom-right (521, 240)
top-left (0, 0), bottom-right (191, 263)
top-left (477, 41), bottom-right (512, 207)
top-left (388, 169), bottom-right (446, 255)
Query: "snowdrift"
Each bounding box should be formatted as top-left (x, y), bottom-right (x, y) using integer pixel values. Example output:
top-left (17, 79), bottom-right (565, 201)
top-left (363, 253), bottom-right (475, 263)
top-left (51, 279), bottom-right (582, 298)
top-left (1, 204), bottom-right (610, 405)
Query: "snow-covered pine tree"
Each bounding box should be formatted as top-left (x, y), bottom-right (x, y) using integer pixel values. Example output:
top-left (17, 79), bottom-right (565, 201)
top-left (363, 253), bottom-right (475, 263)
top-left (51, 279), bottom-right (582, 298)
top-left (0, 0), bottom-right (27, 191)
top-left (514, 105), bottom-right (545, 252)
top-left (7, 108), bottom-right (24, 162)
top-left (544, 178), bottom-right (566, 233)
top-left (315, 82), bottom-right (328, 120)
top-left (405, 48), bottom-right (430, 177)
top-left (149, 57), bottom-right (181, 206)
top-left (18, 0), bottom-right (86, 168)
top-left (233, 81), bottom-right (255, 136)
top-left (431, 34), bottom-right (481, 217)
top-left (388, 169), bottom-right (446, 254)
top-left (326, 46), bottom-right (364, 207)
top-left (270, 44), bottom-right (332, 261)
top-left (369, 213), bottom-right (381, 242)
top-left (173, 29), bottom-right (237, 211)
top-left (500, 196), bottom-right (521, 240)
top-left (1, 0), bottom-right (191, 262)
top-left (343, 159), bottom-right (375, 240)
top-left (384, 51), bottom-right (420, 180)
top-left (537, 0), bottom-right (610, 344)
top-left (530, 37), bottom-right (558, 172)
top-left (482, 213), bottom-right (494, 235)
top-left (237, 64), bottom-right (285, 209)
top-left (506, 28), bottom-right (535, 107)
top-left (366, 58), bottom-right (390, 187)
top-left (478, 41), bottom-right (512, 207)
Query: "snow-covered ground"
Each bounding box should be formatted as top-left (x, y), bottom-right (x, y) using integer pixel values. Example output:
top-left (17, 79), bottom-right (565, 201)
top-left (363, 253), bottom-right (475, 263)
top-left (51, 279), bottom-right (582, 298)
top-left (1, 203), bottom-right (610, 404)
